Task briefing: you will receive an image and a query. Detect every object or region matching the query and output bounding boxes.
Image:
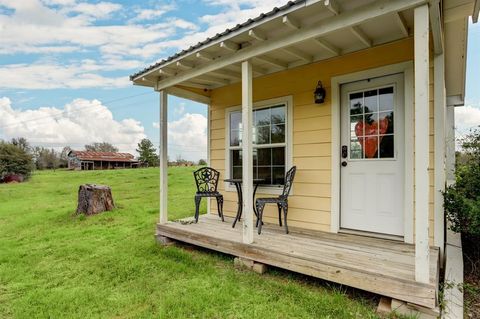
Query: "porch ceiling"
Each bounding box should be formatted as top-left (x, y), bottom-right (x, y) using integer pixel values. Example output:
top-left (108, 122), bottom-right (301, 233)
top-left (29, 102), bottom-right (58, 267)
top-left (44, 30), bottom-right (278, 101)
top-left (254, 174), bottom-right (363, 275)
top-left (131, 0), bottom-right (426, 92)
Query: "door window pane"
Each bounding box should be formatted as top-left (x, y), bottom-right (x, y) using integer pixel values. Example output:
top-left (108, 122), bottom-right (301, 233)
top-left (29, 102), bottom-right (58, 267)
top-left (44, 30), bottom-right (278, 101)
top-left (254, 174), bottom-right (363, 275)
top-left (349, 86), bottom-right (395, 159)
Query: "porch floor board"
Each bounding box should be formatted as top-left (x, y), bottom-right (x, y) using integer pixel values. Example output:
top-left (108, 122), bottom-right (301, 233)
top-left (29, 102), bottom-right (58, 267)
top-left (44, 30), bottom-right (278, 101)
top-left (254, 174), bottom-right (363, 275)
top-left (156, 214), bottom-right (439, 308)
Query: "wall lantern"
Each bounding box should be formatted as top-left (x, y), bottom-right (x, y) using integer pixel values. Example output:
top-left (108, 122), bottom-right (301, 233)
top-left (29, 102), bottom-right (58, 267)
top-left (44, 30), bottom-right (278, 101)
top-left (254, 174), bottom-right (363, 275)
top-left (314, 81), bottom-right (326, 104)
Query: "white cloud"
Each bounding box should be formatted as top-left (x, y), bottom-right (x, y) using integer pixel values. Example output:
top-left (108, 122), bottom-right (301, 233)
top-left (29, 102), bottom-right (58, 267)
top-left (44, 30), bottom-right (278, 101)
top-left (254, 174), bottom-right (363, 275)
top-left (130, 4), bottom-right (176, 23)
top-left (169, 113), bottom-right (207, 161)
top-left (69, 2), bottom-right (122, 19)
top-left (0, 62), bottom-right (130, 89)
top-left (0, 97), bottom-right (146, 154)
top-left (153, 112), bottom-right (207, 161)
top-left (455, 105), bottom-right (480, 132)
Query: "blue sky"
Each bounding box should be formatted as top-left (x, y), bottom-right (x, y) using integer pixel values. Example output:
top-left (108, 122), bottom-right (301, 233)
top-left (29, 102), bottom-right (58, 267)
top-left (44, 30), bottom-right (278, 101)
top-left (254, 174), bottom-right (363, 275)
top-left (0, 0), bottom-right (479, 160)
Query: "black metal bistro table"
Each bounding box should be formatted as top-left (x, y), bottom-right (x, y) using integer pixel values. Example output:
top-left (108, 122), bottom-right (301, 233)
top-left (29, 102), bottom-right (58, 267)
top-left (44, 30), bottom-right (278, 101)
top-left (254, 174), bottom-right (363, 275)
top-left (224, 178), bottom-right (264, 228)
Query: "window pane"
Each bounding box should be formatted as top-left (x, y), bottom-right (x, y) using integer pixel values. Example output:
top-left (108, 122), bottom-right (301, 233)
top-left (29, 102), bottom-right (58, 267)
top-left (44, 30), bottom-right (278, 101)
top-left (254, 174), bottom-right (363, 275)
top-left (379, 135), bottom-right (394, 158)
top-left (364, 89), bottom-right (378, 113)
top-left (230, 111), bottom-right (241, 130)
top-left (257, 166), bottom-right (270, 183)
top-left (255, 108), bottom-right (270, 126)
top-left (231, 150), bottom-right (242, 166)
top-left (350, 138), bottom-right (363, 159)
top-left (364, 113), bottom-right (378, 136)
top-left (232, 167), bottom-right (242, 179)
top-left (257, 148), bottom-right (271, 166)
top-left (271, 124), bottom-right (285, 143)
top-left (230, 129), bottom-right (240, 146)
top-left (379, 87), bottom-right (394, 111)
top-left (379, 111), bottom-right (394, 134)
top-left (272, 147), bottom-right (285, 166)
top-left (256, 126), bottom-right (270, 144)
top-left (350, 92), bottom-right (363, 115)
top-left (272, 167), bottom-right (286, 185)
top-left (271, 106), bottom-right (285, 124)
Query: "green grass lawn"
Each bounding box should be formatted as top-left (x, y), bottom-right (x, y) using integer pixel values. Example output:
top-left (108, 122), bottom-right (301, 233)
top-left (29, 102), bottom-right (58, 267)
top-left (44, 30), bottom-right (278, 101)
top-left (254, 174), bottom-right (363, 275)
top-left (0, 167), bottom-right (384, 318)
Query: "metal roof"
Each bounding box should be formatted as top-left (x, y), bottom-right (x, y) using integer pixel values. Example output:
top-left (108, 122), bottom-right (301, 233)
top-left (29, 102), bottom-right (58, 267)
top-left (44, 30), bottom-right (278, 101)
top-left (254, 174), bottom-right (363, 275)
top-left (129, 0), bottom-right (305, 80)
top-left (69, 151), bottom-right (138, 162)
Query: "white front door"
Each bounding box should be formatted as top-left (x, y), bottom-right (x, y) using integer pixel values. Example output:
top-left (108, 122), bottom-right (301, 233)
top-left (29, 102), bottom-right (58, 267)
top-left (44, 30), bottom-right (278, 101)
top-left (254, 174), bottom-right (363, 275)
top-left (340, 74), bottom-right (404, 236)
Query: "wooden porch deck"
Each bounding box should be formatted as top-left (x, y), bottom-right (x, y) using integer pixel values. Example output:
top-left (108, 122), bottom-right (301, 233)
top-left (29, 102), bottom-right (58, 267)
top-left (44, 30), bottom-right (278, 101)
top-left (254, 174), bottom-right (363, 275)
top-left (156, 214), bottom-right (440, 308)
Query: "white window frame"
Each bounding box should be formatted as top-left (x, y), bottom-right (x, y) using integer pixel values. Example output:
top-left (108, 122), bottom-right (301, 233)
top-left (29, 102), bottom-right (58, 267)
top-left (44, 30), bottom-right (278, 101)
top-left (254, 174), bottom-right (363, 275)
top-left (224, 95), bottom-right (293, 195)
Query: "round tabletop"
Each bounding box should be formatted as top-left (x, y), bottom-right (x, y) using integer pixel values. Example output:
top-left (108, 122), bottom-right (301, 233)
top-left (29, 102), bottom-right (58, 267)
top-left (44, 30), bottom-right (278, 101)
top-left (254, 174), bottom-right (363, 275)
top-left (224, 178), bottom-right (265, 183)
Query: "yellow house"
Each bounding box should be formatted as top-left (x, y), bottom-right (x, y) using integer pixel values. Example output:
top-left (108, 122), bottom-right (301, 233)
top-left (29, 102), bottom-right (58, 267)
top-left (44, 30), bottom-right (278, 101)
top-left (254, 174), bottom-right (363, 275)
top-left (131, 0), bottom-right (478, 312)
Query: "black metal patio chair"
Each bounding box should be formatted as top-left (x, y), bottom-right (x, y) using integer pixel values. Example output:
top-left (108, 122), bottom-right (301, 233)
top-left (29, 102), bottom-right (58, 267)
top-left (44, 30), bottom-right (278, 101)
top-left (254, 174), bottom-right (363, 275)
top-left (255, 166), bottom-right (296, 235)
top-left (193, 167), bottom-right (224, 223)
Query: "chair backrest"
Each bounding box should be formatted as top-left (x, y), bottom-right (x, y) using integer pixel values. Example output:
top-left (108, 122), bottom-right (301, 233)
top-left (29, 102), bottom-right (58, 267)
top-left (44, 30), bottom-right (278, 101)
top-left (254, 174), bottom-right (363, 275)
top-left (193, 167), bottom-right (220, 193)
top-left (281, 166), bottom-right (296, 198)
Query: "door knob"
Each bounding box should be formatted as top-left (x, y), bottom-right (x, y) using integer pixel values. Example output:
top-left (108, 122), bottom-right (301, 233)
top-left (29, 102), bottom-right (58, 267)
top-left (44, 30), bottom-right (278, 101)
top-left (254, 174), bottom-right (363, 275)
top-left (341, 161), bottom-right (347, 167)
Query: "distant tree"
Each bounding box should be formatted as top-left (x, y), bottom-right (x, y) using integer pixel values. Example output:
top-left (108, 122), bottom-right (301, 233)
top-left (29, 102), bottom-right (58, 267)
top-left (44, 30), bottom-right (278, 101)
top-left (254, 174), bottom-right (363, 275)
top-left (136, 138), bottom-right (159, 167)
top-left (198, 159), bottom-right (207, 166)
top-left (176, 154), bottom-right (187, 165)
top-left (33, 147), bottom-right (61, 170)
top-left (11, 137), bottom-right (30, 153)
top-left (0, 141), bottom-right (34, 180)
top-left (85, 142), bottom-right (118, 152)
top-left (59, 146), bottom-right (71, 168)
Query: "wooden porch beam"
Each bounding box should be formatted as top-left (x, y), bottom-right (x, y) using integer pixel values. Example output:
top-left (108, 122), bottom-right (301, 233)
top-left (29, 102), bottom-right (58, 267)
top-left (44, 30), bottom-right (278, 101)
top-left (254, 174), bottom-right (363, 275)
top-left (414, 4), bottom-right (430, 284)
top-left (313, 38), bottom-right (340, 56)
top-left (473, 0), bottom-right (479, 23)
top-left (241, 60), bottom-right (254, 244)
top-left (429, 0), bottom-right (444, 54)
top-left (282, 15), bottom-right (300, 30)
top-left (195, 75), bottom-right (230, 86)
top-left (158, 90), bottom-right (168, 225)
top-left (176, 60), bottom-right (194, 69)
top-left (165, 86), bottom-right (211, 104)
top-left (196, 51), bottom-right (214, 62)
top-left (209, 69), bottom-right (241, 80)
top-left (324, 0), bottom-right (340, 15)
top-left (154, 0), bottom-right (427, 90)
top-left (395, 12), bottom-right (409, 37)
top-left (159, 69), bottom-right (174, 77)
top-left (254, 56), bottom-right (287, 69)
top-left (248, 29), bottom-right (267, 41)
top-left (351, 26), bottom-right (372, 47)
top-left (220, 41), bottom-right (240, 52)
top-left (282, 47), bottom-right (313, 62)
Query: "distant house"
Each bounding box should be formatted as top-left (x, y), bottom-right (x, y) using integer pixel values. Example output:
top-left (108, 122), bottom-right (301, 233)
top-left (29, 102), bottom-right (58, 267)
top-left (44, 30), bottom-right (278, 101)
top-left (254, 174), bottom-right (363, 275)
top-left (68, 151), bottom-right (139, 170)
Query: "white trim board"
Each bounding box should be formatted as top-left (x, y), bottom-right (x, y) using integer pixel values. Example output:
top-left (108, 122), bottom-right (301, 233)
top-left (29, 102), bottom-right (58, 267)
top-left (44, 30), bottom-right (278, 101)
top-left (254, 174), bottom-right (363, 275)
top-left (223, 95), bottom-right (293, 195)
top-left (330, 61), bottom-right (414, 243)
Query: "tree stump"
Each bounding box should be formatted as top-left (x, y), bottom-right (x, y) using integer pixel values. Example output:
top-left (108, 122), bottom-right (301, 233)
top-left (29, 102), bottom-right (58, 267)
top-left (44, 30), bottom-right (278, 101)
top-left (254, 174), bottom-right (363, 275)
top-left (76, 184), bottom-right (115, 215)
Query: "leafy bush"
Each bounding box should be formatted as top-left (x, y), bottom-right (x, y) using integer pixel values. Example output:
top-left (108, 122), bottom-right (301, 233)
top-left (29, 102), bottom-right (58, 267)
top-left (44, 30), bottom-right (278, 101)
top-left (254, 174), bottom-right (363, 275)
top-left (444, 128), bottom-right (480, 236)
top-left (0, 141), bottom-right (34, 181)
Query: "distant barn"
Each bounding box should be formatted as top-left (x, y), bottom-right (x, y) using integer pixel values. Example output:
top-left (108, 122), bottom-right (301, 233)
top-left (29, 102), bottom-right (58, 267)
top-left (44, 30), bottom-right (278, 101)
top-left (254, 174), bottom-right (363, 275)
top-left (68, 150), bottom-right (139, 170)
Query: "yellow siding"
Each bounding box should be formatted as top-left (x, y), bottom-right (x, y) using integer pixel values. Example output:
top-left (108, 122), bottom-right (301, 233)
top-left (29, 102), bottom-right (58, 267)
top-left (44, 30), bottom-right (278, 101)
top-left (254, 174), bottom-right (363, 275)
top-left (207, 37), bottom-right (437, 244)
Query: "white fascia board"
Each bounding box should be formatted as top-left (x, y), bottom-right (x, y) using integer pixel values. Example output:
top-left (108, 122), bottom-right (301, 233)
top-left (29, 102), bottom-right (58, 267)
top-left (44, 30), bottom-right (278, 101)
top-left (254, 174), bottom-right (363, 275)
top-left (155, 0), bottom-right (427, 91)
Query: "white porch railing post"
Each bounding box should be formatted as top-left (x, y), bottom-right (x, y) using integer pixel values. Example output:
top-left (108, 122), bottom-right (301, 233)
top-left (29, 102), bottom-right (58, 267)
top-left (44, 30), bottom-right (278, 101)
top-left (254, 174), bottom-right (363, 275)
top-left (159, 90), bottom-right (168, 224)
top-left (414, 4), bottom-right (430, 284)
top-left (241, 60), bottom-right (254, 244)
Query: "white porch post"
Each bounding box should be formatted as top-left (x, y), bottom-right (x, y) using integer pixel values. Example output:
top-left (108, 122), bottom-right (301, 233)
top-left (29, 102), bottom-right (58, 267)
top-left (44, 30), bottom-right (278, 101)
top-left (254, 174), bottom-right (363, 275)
top-left (159, 90), bottom-right (168, 224)
top-left (241, 60), bottom-right (254, 244)
top-left (434, 53), bottom-right (446, 257)
top-left (445, 104), bottom-right (456, 185)
top-left (414, 4), bottom-right (430, 284)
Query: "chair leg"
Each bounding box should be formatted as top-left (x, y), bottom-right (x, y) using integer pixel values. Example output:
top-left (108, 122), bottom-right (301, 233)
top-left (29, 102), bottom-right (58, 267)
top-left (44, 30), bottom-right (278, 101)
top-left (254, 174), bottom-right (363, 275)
top-left (255, 202), bottom-right (260, 227)
top-left (257, 203), bottom-right (265, 235)
top-left (217, 196), bottom-right (224, 222)
top-left (194, 196), bottom-right (201, 223)
top-left (283, 203), bottom-right (289, 234)
top-left (277, 203), bottom-right (282, 227)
